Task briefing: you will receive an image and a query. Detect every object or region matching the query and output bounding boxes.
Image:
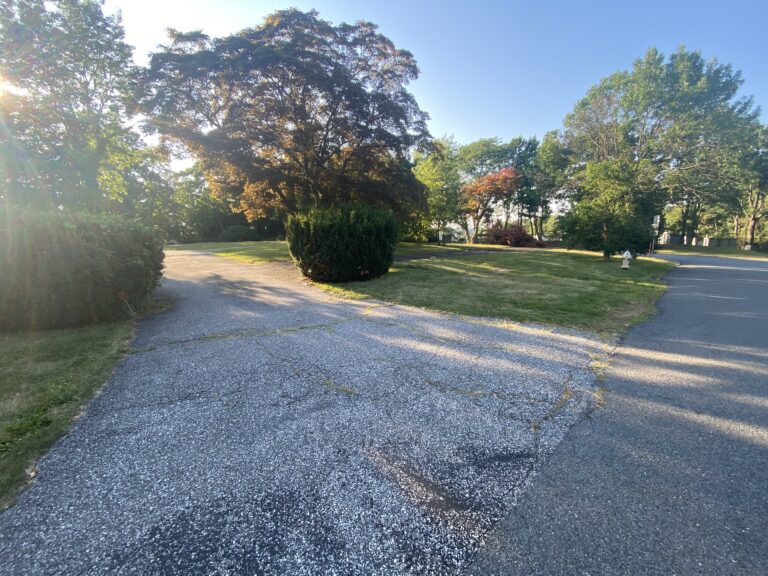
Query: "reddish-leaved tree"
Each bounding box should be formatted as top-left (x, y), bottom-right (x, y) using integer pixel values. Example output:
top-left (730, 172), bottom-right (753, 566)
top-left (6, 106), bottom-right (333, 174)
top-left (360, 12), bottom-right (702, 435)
top-left (461, 167), bottom-right (520, 243)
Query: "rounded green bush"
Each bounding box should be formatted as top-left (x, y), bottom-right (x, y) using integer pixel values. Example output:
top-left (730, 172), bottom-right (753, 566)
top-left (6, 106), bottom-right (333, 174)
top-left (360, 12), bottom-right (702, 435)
top-left (0, 208), bottom-right (164, 331)
top-left (286, 204), bottom-right (396, 282)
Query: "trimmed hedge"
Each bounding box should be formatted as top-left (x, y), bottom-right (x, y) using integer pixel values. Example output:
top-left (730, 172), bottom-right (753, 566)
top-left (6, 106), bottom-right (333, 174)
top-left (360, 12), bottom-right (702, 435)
top-left (1, 208), bottom-right (164, 331)
top-left (286, 204), bottom-right (396, 282)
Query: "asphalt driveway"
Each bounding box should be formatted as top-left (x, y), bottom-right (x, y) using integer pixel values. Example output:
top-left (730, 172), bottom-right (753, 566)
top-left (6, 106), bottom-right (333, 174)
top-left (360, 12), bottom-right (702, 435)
top-left (0, 251), bottom-right (605, 575)
top-left (471, 255), bottom-right (768, 575)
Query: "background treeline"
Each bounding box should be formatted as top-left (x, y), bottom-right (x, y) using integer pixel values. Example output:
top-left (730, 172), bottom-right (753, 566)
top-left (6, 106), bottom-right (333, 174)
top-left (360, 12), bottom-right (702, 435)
top-left (2, 1), bottom-right (766, 263)
top-left (414, 48), bottom-right (767, 255)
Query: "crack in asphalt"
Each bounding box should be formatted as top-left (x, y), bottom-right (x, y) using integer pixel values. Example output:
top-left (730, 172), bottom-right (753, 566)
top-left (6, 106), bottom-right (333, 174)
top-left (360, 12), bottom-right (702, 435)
top-left (0, 252), bottom-right (604, 576)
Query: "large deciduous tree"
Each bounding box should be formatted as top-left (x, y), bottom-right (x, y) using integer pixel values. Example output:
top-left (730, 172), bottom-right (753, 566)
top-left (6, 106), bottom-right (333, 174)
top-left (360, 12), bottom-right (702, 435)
top-left (562, 158), bottom-right (658, 258)
top-left (0, 0), bottom-right (147, 211)
top-left (531, 131), bottom-right (569, 239)
top-left (560, 47), bottom-right (759, 255)
top-left (735, 125), bottom-right (768, 247)
top-left (498, 136), bottom-right (538, 229)
top-left (419, 136), bottom-right (553, 243)
top-left (456, 138), bottom-right (519, 180)
top-left (652, 49), bottom-right (758, 240)
top-left (140, 9), bottom-right (430, 221)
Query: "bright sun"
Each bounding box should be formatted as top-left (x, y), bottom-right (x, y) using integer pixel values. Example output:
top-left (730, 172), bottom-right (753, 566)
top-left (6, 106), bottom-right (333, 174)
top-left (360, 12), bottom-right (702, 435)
top-left (0, 75), bottom-right (26, 96)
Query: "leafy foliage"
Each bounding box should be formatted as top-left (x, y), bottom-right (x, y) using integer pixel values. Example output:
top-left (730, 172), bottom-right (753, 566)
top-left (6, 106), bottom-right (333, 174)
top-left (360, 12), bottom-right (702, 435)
top-left (456, 138), bottom-right (520, 180)
top-left (561, 160), bottom-right (656, 257)
top-left (286, 204), bottom-right (396, 282)
top-left (487, 223), bottom-right (541, 247)
top-left (216, 225), bottom-right (263, 243)
top-left (140, 9), bottom-right (430, 221)
top-left (0, 208), bottom-right (164, 330)
top-left (529, 131), bottom-right (569, 239)
top-left (0, 0), bottom-right (169, 214)
top-left (461, 167), bottom-right (520, 243)
top-left (560, 47), bottom-right (761, 255)
top-left (413, 138), bottom-right (463, 241)
top-left (734, 125), bottom-right (768, 246)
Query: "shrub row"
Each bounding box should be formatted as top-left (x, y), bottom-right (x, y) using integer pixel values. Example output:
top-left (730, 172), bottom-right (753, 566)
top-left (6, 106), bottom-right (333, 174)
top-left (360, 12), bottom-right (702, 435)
top-left (287, 204), bottom-right (396, 282)
top-left (215, 218), bottom-right (285, 242)
top-left (1, 208), bottom-right (164, 331)
top-left (216, 224), bottom-right (264, 242)
top-left (487, 224), bottom-right (545, 247)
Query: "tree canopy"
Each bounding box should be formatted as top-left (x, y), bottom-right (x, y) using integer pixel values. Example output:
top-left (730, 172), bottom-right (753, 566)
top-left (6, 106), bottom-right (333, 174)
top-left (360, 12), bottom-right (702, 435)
top-left (559, 47), bottom-right (762, 255)
top-left (140, 9), bottom-right (430, 221)
top-left (413, 137), bottom-right (462, 241)
top-left (2, 5), bottom-right (766, 252)
top-left (0, 0), bottom-right (147, 210)
top-left (461, 167), bottom-right (520, 243)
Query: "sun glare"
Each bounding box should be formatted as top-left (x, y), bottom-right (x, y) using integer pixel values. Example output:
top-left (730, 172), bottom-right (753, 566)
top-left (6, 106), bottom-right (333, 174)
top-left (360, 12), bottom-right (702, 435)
top-left (0, 75), bottom-right (26, 96)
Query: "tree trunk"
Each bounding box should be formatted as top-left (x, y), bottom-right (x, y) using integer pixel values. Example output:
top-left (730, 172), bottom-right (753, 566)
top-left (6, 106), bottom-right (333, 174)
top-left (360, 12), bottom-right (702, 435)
top-left (680, 200), bottom-right (690, 243)
top-left (461, 219), bottom-right (471, 244)
top-left (689, 201), bottom-right (702, 241)
top-left (746, 215), bottom-right (758, 246)
top-left (744, 187), bottom-right (765, 247)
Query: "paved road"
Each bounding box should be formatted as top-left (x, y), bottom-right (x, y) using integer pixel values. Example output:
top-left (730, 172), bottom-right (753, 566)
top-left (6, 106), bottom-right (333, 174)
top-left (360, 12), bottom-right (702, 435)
top-left (471, 255), bottom-right (768, 575)
top-left (0, 252), bottom-right (605, 575)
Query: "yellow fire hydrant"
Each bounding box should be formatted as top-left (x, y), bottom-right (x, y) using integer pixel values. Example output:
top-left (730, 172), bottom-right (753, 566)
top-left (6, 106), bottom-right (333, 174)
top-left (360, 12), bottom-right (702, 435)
top-left (621, 250), bottom-right (633, 269)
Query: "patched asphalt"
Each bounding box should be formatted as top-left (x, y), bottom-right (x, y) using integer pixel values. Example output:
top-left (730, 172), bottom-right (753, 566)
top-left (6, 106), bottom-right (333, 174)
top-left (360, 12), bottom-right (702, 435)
top-left (0, 251), bottom-right (606, 575)
top-left (470, 255), bottom-right (768, 575)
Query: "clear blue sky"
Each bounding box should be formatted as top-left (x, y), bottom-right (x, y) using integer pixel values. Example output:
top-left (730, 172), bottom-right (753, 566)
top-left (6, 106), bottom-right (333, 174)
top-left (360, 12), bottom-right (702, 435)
top-left (105, 0), bottom-right (768, 144)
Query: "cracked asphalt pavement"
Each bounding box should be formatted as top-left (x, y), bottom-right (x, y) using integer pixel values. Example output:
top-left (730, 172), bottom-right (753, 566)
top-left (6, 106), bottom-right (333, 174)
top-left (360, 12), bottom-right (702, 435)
top-left (0, 251), bottom-right (605, 575)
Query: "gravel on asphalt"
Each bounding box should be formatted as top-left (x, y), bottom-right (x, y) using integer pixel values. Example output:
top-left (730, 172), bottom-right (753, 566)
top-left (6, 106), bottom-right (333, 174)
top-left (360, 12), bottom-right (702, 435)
top-left (0, 251), bottom-right (606, 575)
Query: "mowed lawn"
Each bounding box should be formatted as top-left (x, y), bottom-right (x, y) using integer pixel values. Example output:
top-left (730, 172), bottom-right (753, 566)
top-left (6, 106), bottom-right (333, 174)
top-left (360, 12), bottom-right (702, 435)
top-left (0, 322), bottom-right (133, 508)
top-left (167, 240), bottom-right (516, 261)
top-left (324, 249), bottom-right (675, 334)
top-left (166, 241), bottom-right (674, 333)
top-left (165, 240), bottom-right (291, 263)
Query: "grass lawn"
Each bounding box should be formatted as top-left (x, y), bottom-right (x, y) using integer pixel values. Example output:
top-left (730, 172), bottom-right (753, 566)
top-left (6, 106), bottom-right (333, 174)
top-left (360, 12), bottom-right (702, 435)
top-left (322, 249), bottom-right (675, 334)
top-left (656, 245), bottom-right (768, 261)
top-left (395, 242), bottom-right (513, 257)
top-left (166, 240), bottom-right (511, 262)
top-left (0, 322), bottom-right (133, 508)
top-left (165, 241), bottom-right (674, 333)
top-left (165, 240), bottom-right (292, 264)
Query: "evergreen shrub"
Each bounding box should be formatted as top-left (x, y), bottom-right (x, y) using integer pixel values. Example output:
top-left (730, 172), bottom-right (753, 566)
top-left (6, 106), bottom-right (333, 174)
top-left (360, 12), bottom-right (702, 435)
top-left (286, 204), bottom-right (396, 282)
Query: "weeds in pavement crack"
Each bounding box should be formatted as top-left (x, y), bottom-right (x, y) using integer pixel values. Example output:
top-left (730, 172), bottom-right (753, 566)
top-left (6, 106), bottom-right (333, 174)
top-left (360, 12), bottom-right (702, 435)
top-left (323, 379), bottom-right (359, 396)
